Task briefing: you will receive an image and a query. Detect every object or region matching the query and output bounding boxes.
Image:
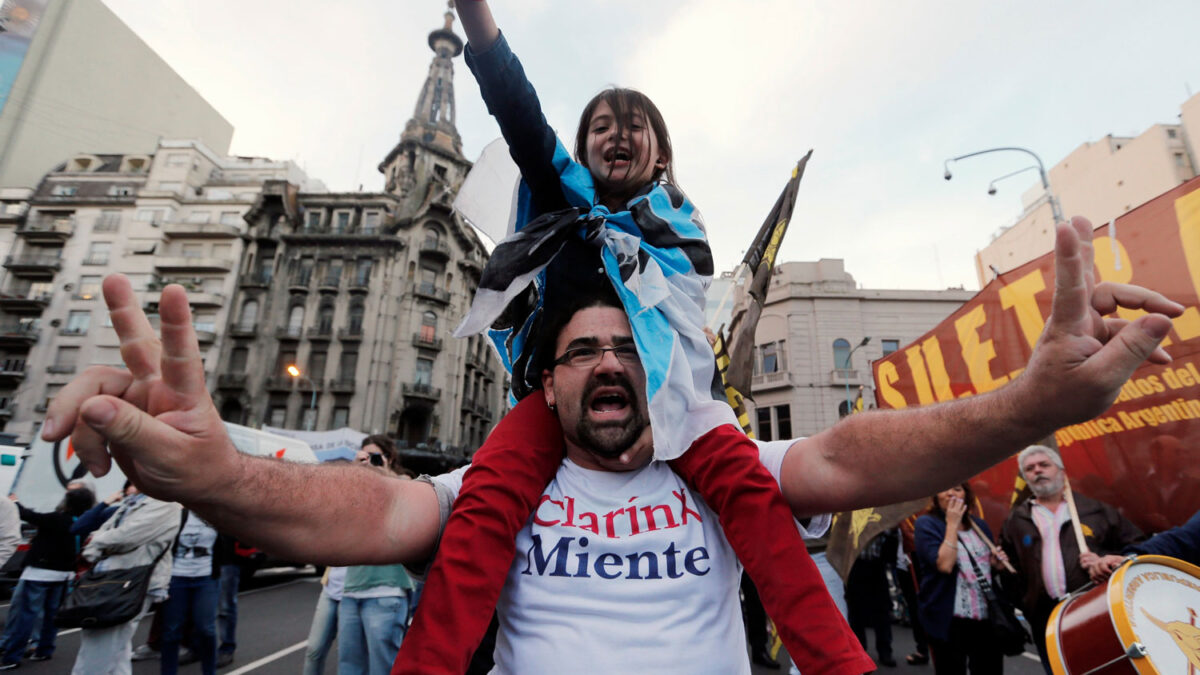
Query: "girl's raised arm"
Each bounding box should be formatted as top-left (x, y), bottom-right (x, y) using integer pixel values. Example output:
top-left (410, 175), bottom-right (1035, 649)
top-left (455, 1), bottom-right (500, 51)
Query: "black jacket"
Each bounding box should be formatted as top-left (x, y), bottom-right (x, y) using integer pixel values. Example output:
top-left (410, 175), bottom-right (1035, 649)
top-left (16, 504), bottom-right (78, 573)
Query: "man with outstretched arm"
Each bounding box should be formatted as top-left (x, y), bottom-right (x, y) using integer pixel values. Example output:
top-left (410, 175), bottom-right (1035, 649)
top-left (42, 218), bottom-right (1181, 670)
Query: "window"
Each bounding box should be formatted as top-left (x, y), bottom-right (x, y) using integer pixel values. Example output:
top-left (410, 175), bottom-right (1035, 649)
top-left (318, 301), bottom-right (334, 332)
top-left (268, 407), bottom-right (287, 428)
top-left (424, 229), bottom-right (441, 247)
top-left (331, 407), bottom-right (349, 429)
top-left (85, 241), bottom-right (111, 265)
top-left (1168, 128), bottom-right (1178, 139)
top-left (212, 243), bottom-right (232, 259)
top-left (95, 210), bottom-right (121, 231)
top-left (415, 358), bottom-right (434, 386)
top-left (187, 211), bottom-right (211, 224)
top-left (53, 346), bottom-right (79, 369)
top-left (77, 276), bottom-right (102, 300)
top-left (434, 165), bottom-right (447, 179)
top-left (333, 211), bottom-right (351, 233)
top-left (229, 348), bottom-right (248, 372)
top-left (51, 185), bottom-right (77, 197)
top-left (348, 300), bottom-right (364, 334)
top-left (165, 153), bottom-right (189, 167)
top-left (756, 407), bottom-right (773, 442)
top-left (355, 259), bottom-right (372, 286)
top-left (338, 352), bottom-right (358, 380)
top-left (65, 310), bottom-right (91, 335)
top-left (193, 313), bottom-right (216, 333)
top-left (1176, 152), bottom-right (1187, 168)
top-left (276, 350), bottom-right (297, 377)
top-left (421, 267), bottom-right (437, 286)
top-left (420, 311), bottom-right (437, 341)
top-left (308, 351), bottom-right (327, 381)
top-left (302, 408), bottom-right (318, 431)
top-left (287, 305), bottom-right (305, 332)
top-left (324, 260), bottom-right (343, 287)
top-left (305, 210), bottom-right (322, 230)
top-left (219, 211), bottom-right (241, 225)
top-left (297, 258), bottom-right (314, 286)
top-left (136, 208), bottom-right (168, 224)
top-left (182, 243), bottom-right (204, 258)
top-left (760, 341), bottom-right (785, 374)
top-left (832, 338), bottom-right (851, 370)
top-left (881, 339), bottom-right (900, 356)
top-left (237, 300), bottom-right (258, 330)
top-left (107, 186), bottom-right (134, 197)
top-left (362, 212), bottom-right (381, 233)
top-left (776, 405), bottom-right (791, 440)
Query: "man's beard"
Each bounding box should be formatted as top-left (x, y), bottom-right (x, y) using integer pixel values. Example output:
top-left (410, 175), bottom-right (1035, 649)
top-left (574, 375), bottom-right (648, 459)
top-left (1029, 473), bottom-right (1065, 499)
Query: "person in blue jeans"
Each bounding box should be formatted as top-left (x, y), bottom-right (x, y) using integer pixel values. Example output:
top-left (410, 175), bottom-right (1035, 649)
top-left (216, 541), bottom-right (249, 668)
top-left (303, 566), bottom-right (347, 675)
top-left (162, 510), bottom-right (227, 675)
top-left (0, 486), bottom-right (95, 670)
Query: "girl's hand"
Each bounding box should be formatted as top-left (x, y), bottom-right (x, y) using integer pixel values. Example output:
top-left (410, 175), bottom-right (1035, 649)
top-left (617, 426), bottom-right (654, 470)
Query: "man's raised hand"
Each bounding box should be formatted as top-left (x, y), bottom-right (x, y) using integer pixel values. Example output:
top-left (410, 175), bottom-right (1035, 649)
top-left (40, 275), bottom-right (240, 504)
top-left (1018, 217), bottom-right (1183, 430)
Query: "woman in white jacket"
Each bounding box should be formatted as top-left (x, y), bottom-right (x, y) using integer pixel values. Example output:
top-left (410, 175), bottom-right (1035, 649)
top-left (70, 485), bottom-right (182, 675)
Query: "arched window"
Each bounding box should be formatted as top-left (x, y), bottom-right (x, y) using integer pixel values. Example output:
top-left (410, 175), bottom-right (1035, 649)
top-left (237, 300), bottom-right (258, 331)
top-left (420, 311), bottom-right (437, 341)
top-left (348, 299), bottom-right (365, 335)
top-left (287, 304), bottom-right (305, 332)
top-left (407, 261), bottom-right (416, 282)
top-left (424, 228), bottom-right (441, 246)
top-left (318, 300), bottom-right (335, 332)
top-left (832, 338), bottom-right (851, 370)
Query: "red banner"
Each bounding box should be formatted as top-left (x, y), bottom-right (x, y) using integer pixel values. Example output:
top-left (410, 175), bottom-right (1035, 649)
top-left (873, 177), bottom-right (1200, 535)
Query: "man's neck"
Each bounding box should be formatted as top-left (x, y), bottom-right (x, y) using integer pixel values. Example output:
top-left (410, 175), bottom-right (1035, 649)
top-left (565, 443), bottom-right (649, 473)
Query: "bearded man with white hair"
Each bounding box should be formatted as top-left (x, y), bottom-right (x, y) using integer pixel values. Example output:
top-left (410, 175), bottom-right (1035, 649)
top-left (999, 444), bottom-right (1143, 671)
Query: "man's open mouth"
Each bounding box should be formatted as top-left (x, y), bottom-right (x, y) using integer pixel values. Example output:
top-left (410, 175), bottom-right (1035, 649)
top-left (586, 385), bottom-right (632, 420)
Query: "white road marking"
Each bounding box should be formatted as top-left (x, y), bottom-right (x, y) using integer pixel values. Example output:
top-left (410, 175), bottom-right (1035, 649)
top-left (225, 640), bottom-right (308, 674)
top-left (1021, 651), bottom-right (1042, 662)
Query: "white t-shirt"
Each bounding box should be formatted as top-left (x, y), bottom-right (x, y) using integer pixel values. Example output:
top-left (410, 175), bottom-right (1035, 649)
top-left (431, 439), bottom-right (828, 674)
top-left (173, 512), bottom-right (217, 578)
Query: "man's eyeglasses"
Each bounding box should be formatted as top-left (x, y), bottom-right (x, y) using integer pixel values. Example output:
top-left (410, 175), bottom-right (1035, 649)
top-left (553, 344), bottom-right (640, 368)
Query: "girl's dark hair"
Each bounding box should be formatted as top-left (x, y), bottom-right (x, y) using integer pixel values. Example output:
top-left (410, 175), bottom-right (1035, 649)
top-left (928, 481), bottom-right (976, 529)
top-left (574, 87), bottom-right (676, 189)
top-left (362, 434), bottom-right (405, 476)
top-left (60, 486), bottom-right (96, 517)
top-left (535, 281), bottom-right (624, 375)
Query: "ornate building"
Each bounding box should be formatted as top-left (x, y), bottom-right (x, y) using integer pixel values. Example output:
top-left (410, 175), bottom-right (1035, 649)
top-left (212, 7), bottom-right (503, 458)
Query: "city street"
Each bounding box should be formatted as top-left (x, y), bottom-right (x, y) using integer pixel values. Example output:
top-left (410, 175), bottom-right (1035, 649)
top-left (0, 567), bottom-right (1050, 674)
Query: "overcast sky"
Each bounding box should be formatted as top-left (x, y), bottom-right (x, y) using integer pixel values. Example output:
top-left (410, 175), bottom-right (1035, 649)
top-left (100, 0), bottom-right (1200, 291)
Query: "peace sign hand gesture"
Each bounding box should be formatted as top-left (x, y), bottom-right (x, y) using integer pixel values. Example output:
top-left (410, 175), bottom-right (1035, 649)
top-left (41, 275), bottom-right (241, 506)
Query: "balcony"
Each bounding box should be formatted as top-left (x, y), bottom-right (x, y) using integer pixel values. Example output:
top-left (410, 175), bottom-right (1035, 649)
top-left (295, 377), bottom-right (320, 392)
top-left (751, 370), bottom-right (794, 392)
top-left (413, 282), bottom-right (450, 305)
top-left (289, 275), bottom-right (312, 293)
top-left (4, 254), bottom-right (62, 277)
top-left (17, 216), bottom-right (75, 242)
top-left (0, 364), bottom-right (27, 383)
top-left (275, 326), bottom-right (303, 341)
top-left (230, 324), bottom-right (257, 338)
top-left (81, 255), bottom-right (110, 266)
top-left (306, 325), bottom-right (333, 342)
top-left (0, 291), bottom-right (51, 314)
top-left (195, 330), bottom-right (216, 344)
top-left (153, 256), bottom-right (235, 273)
top-left (145, 278), bottom-right (225, 307)
top-left (266, 376), bottom-right (294, 392)
top-left (0, 402), bottom-right (14, 420)
top-left (217, 373), bottom-right (247, 389)
top-left (46, 364), bottom-right (76, 375)
top-left (328, 378), bottom-right (356, 393)
top-left (59, 326), bottom-right (88, 337)
top-left (0, 322), bottom-right (39, 345)
top-left (828, 368), bottom-right (864, 386)
top-left (402, 382), bottom-right (441, 401)
top-left (162, 222), bottom-right (240, 239)
top-left (338, 327), bottom-right (363, 342)
top-left (239, 271), bottom-right (273, 288)
top-left (348, 278), bottom-right (370, 294)
top-left (465, 351), bottom-right (487, 370)
top-left (411, 333), bottom-right (443, 351)
top-left (318, 277), bottom-right (340, 293)
top-left (419, 239), bottom-right (451, 261)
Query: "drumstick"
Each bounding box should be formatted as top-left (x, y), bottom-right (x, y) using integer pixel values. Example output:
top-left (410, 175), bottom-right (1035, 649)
top-left (1063, 475), bottom-right (1090, 555)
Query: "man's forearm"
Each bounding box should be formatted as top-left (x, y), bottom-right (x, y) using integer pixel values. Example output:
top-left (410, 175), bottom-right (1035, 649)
top-left (784, 376), bottom-right (1043, 515)
top-left (185, 455), bottom-right (441, 567)
top-left (455, 0), bottom-right (499, 50)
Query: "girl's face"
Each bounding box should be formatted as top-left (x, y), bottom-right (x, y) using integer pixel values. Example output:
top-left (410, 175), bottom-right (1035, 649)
top-left (584, 100), bottom-right (666, 198)
top-left (936, 485), bottom-right (966, 513)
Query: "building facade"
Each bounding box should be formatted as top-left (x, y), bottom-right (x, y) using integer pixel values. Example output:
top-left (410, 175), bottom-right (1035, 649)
top-left (0, 140), bottom-right (312, 444)
top-left (211, 8), bottom-right (504, 457)
top-left (724, 260), bottom-right (973, 441)
top-left (975, 92), bottom-right (1200, 285)
top-left (0, 0), bottom-right (233, 189)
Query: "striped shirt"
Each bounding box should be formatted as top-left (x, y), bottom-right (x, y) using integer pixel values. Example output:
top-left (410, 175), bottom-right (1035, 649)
top-left (952, 528), bottom-right (991, 620)
top-left (1031, 500), bottom-right (1071, 599)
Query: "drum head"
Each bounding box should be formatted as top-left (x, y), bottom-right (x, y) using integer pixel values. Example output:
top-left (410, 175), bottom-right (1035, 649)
top-left (1109, 554), bottom-right (1200, 674)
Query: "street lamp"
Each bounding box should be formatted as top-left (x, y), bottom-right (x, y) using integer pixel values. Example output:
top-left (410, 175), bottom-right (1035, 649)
top-left (986, 165), bottom-right (1040, 196)
top-left (943, 146), bottom-right (1064, 224)
top-left (843, 337), bottom-right (870, 416)
top-left (286, 364), bottom-right (317, 431)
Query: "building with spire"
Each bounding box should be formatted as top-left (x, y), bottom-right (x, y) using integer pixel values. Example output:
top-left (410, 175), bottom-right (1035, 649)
top-left (212, 5), bottom-right (502, 466)
top-left (0, 5), bottom-right (505, 467)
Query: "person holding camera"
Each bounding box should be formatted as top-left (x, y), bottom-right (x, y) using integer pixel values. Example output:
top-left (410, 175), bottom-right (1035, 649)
top-left (339, 436), bottom-right (418, 675)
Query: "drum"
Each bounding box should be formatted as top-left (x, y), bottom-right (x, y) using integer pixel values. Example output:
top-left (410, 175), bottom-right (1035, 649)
top-left (1046, 554), bottom-right (1200, 674)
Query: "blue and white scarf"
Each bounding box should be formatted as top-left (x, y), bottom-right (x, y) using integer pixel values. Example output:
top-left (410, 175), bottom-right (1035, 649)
top-left (455, 140), bottom-right (738, 460)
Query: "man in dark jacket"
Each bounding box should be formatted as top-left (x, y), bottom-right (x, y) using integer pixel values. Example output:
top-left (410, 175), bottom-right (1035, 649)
top-left (999, 445), bottom-right (1143, 672)
top-left (0, 486), bottom-right (95, 669)
top-left (1126, 508), bottom-right (1200, 564)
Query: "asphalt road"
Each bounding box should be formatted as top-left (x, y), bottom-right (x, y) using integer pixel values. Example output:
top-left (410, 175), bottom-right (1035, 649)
top-left (0, 569), bottom-right (1050, 674)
